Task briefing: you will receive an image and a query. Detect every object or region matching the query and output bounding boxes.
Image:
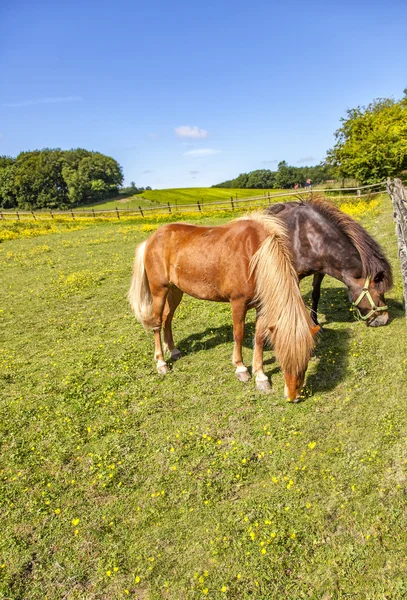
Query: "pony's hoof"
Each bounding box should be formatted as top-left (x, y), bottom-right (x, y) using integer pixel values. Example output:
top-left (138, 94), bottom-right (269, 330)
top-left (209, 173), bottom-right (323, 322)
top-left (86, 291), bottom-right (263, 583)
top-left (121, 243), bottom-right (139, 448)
top-left (256, 379), bottom-right (272, 393)
top-left (236, 370), bottom-right (251, 383)
top-left (157, 363), bottom-right (169, 374)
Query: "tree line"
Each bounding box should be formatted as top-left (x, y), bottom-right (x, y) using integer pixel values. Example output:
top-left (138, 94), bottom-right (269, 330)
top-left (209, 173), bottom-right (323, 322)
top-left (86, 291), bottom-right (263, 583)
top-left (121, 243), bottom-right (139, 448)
top-left (215, 89), bottom-right (407, 188)
top-left (0, 148), bottom-right (124, 210)
top-left (213, 162), bottom-right (335, 189)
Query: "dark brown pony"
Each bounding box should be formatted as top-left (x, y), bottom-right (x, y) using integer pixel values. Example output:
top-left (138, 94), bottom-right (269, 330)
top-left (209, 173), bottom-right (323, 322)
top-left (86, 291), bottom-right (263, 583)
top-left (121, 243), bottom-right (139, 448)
top-left (267, 198), bottom-right (393, 326)
top-left (128, 213), bottom-right (319, 401)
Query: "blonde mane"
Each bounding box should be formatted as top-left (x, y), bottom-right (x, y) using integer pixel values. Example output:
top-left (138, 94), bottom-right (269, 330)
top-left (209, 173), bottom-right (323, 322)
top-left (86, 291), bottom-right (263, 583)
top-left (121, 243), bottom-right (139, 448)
top-left (245, 212), bottom-right (315, 375)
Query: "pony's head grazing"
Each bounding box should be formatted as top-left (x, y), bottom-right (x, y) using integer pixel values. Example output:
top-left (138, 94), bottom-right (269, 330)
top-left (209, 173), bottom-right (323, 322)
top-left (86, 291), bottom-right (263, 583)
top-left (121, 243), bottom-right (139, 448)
top-left (309, 197), bottom-right (393, 326)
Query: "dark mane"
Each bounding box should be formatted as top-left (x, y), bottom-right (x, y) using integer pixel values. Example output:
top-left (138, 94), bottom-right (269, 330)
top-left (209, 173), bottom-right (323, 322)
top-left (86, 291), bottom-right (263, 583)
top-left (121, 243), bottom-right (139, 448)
top-left (309, 198), bottom-right (393, 290)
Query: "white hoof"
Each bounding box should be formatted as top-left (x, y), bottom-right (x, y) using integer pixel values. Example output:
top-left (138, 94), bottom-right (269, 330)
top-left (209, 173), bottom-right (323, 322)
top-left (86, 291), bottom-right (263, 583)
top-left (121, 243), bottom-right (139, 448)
top-left (235, 365), bottom-right (250, 383)
top-left (256, 379), bottom-right (272, 393)
top-left (157, 360), bottom-right (168, 374)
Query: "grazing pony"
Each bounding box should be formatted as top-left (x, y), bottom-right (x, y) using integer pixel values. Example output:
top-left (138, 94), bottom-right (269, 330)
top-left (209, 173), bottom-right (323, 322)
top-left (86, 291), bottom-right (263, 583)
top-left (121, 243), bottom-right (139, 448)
top-left (267, 198), bottom-right (393, 326)
top-left (128, 214), bottom-right (319, 401)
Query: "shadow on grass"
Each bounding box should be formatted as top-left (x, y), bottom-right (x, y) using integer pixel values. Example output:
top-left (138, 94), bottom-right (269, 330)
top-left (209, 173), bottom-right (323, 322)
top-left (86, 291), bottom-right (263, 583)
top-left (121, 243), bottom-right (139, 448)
top-left (176, 317), bottom-right (352, 393)
top-left (177, 322), bottom-right (255, 354)
top-left (303, 285), bottom-right (355, 324)
top-left (386, 297), bottom-right (405, 321)
top-left (306, 325), bottom-right (351, 394)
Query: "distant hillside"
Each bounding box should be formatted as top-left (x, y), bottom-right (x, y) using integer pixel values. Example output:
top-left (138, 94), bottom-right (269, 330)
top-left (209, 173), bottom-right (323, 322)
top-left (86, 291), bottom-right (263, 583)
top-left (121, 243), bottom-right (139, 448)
top-left (80, 187), bottom-right (280, 210)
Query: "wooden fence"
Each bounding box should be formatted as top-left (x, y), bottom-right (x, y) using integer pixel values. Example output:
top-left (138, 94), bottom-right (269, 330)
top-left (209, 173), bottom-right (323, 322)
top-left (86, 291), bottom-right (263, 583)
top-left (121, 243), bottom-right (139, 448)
top-left (0, 181), bottom-right (385, 222)
top-left (387, 178), bottom-right (407, 324)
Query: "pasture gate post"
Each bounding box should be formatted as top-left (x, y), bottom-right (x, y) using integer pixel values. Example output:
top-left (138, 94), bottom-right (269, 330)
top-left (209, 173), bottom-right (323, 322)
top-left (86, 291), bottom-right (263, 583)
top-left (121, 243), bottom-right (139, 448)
top-left (230, 197), bottom-right (234, 210)
top-left (388, 178), bottom-right (407, 325)
top-left (168, 202), bottom-right (172, 214)
top-left (116, 207), bottom-right (120, 219)
top-left (139, 206), bottom-right (144, 217)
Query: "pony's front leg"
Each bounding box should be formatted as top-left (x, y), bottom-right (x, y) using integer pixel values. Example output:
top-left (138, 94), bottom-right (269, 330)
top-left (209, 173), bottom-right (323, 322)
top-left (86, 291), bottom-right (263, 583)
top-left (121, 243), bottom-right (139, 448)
top-left (311, 273), bottom-right (324, 325)
top-left (231, 300), bottom-right (250, 382)
top-left (150, 286), bottom-right (169, 374)
top-left (163, 287), bottom-right (183, 361)
top-left (252, 314), bottom-right (271, 393)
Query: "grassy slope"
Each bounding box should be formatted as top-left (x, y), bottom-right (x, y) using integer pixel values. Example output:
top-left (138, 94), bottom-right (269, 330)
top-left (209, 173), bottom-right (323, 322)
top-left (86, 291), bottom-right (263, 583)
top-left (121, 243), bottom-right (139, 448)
top-left (1, 195), bottom-right (407, 599)
top-left (81, 188), bottom-right (283, 211)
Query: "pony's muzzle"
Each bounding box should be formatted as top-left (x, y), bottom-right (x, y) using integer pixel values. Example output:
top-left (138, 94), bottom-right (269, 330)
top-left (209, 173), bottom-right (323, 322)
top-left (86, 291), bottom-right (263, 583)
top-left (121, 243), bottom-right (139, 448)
top-left (367, 312), bottom-right (389, 327)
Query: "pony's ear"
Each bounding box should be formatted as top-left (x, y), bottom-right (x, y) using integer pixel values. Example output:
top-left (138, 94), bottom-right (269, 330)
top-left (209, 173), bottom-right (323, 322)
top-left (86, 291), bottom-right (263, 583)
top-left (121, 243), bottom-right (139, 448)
top-left (374, 271), bottom-right (385, 284)
top-left (310, 324), bottom-right (321, 337)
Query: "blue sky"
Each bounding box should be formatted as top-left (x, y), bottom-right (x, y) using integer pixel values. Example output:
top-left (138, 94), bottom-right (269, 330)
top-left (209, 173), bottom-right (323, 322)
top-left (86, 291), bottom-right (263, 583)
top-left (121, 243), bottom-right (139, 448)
top-left (1, 0), bottom-right (406, 188)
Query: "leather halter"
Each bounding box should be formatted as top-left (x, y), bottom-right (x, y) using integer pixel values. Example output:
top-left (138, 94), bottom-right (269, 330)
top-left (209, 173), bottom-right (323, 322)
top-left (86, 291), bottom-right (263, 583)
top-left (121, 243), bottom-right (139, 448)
top-left (352, 276), bottom-right (388, 321)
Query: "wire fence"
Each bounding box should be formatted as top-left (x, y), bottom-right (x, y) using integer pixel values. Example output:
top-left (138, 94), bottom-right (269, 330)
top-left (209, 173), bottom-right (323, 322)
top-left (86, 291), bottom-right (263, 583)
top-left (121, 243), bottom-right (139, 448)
top-left (0, 181), bottom-right (386, 222)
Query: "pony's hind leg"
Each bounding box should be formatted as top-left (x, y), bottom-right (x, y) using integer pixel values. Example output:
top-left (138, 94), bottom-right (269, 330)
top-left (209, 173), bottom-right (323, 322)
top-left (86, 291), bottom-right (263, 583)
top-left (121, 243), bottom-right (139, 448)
top-left (252, 313), bottom-right (271, 393)
top-left (163, 287), bottom-right (184, 361)
top-left (150, 286), bottom-right (170, 374)
top-left (231, 300), bottom-right (250, 382)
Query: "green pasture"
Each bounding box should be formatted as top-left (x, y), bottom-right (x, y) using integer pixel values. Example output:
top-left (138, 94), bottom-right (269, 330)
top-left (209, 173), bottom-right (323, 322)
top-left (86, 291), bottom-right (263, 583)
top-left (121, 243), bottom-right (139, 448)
top-left (1, 195), bottom-right (407, 599)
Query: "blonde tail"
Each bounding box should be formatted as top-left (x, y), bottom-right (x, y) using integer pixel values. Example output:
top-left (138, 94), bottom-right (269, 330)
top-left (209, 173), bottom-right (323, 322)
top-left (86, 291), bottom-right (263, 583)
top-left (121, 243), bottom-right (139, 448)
top-left (249, 215), bottom-right (315, 376)
top-left (128, 241), bottom-right (153, 328)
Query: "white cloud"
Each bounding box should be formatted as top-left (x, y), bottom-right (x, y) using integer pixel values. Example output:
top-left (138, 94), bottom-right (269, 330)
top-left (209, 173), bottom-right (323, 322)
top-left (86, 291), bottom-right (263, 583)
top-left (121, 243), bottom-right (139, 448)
top-left (175, 125), bottom-right (208, 139)
top-left (262, 159), bottom-right (278, 164)
top-left (297, 156), bottom-right (315, 164)
top-left (3, 96), bottom-right (82, 108)
top-left (183, 148), bottom-right (220, 158)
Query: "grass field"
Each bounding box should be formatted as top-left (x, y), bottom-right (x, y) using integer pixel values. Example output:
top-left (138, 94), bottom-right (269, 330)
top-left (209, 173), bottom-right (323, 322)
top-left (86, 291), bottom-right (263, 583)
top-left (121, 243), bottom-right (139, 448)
top-left (1, 194), bottom-right (407, 599)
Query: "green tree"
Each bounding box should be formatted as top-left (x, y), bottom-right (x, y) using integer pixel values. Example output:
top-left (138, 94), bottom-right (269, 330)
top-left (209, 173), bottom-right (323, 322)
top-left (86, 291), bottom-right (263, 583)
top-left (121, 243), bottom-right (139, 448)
top-left (0, 164), bottom-right (17, 208)
top-left (13, 149), bottom-right (68, 209)
top-left (327, 93), bottom-right (407, 183)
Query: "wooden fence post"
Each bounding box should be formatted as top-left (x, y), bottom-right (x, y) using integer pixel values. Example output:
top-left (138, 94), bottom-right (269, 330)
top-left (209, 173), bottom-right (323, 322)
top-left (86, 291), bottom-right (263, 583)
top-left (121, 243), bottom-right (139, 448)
top-left (168, 202), bottom-right (172, 214)
top-left (31, 210), bottom-right (36, 220)
top-left (92, 209), bottom-right (96, 218)
top-left (388, 178), bottom-right (407, 325)
top-left (268, 192), bottom-right (271, 205)
top-left (116, 207), bottom-right (120, 219)
top-left (139, 206), bottom-right (144, 217)
top-left (197, 200), bottom-right (201, 212)
top-left (230, 197), bottom-right (234, 210)
top-left (16, 211), bottom-right (20, 221)
top-left (50, 210), bottom-right (54, 219)
top-left (0, 211), bottom-right (3, 220)
top-left (71, 210), bottom-right (75, 220)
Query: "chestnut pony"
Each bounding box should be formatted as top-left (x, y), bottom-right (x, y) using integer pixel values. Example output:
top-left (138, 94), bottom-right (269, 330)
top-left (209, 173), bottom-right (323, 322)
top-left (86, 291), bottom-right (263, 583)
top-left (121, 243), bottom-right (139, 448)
top-left (128, 213), bottom-right (319, 401)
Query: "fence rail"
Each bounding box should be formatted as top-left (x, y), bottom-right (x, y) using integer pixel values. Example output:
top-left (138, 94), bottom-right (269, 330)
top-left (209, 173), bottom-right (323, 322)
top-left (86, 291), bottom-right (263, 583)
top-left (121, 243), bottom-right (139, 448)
top-left (387, 178), bottom-right (407, 325)
top-left (0, 181), bottom-right (386, 222)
